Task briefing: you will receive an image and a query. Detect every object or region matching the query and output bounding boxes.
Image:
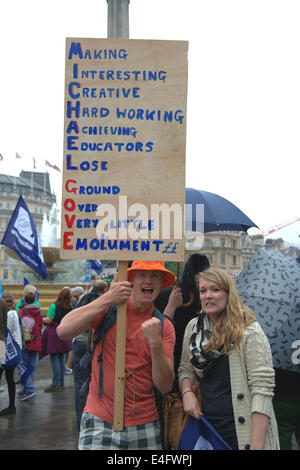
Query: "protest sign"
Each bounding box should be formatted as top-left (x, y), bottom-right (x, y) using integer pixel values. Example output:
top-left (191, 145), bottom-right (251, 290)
top-left (61, 38), bottom-right (188, 262)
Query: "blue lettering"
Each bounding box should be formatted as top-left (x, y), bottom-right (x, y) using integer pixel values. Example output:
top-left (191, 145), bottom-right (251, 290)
top-left (68, 82), bottom-right (81, 99)
top-left (73, 63), bottom-right (78, 79)
top-left (100, 237), bottom-right (107, 250)
top-left (79, 161), bottom-right (90, 170)
top-left (132, 240), bottom-right (139, 251)
top-left (153, 240), bottom-right (164, 251)
top-left (67, 101), bottom-right (80, 118)
top-left (68, 42), bottom-right (83, 60)
top-left (148, 220), bottom-right (154, 230)
top-left (90, 238), bottom-right (100, 250)
top-left (108, 240), bottom-right (118, 249)
top-left (66, 121), bottom-right (79, 134)
top-left (141, 241), bottom-right (150, 251)
top-left (119, 241), bottom-right (131, 251)
top-left (66, 154), bottom-right (78, 170)
top-left (76, 238), bottom-right (87, 250)
top-left (67, 136), bottom-right (78, 150)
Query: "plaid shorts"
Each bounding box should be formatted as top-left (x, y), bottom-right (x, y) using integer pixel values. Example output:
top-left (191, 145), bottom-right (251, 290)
top-left (78, 412), bottom-right (162, 450)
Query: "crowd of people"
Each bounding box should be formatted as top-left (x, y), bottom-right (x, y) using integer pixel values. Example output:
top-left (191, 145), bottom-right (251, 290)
top-left (0, 256), bottom-right (299, 450)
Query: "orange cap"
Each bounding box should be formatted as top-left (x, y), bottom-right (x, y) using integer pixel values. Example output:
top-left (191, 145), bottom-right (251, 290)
top-left (127, 261), bottom-right (176, 289)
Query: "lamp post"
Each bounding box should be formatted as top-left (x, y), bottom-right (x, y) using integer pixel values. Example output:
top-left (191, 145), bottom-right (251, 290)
top-left (107, 0), bottom-right (130, 38)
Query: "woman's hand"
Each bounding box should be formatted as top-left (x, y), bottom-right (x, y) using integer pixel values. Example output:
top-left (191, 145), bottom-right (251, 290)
top-left (163, 286), bottom-right (183, 320)
top-left (182, 390), bottom-right (202, 420)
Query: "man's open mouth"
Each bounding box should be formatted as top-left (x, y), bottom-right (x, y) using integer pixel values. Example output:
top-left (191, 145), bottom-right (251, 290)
top-left (142, 288), bottom-right (154, 294)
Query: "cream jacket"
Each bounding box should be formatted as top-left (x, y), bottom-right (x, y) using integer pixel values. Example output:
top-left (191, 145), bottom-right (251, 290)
top-left (178, 319), bottom-right (280, 450)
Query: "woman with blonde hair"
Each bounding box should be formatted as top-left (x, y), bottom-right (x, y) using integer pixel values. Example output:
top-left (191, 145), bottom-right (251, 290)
top-left (178, 267), bottom-right (279, 450)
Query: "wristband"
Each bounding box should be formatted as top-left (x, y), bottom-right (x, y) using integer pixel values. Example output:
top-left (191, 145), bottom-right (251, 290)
top-left (182, 389), bottom-right (193, 398)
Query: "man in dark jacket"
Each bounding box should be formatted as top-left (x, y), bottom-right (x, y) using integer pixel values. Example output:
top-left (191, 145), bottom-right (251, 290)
top-left (18, 292), bottom-right (43, 401)
top-left (155, 254), bottom-right (209, 392)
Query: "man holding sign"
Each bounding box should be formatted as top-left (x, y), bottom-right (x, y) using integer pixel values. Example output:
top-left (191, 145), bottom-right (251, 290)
top-left (58, 261), bottom-right (182, 450)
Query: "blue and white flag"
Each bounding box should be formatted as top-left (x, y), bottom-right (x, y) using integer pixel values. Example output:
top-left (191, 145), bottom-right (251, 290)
top-left (1, 195), bottom-right (48, 279)
top-left (0, 279), bottom-right (2, 298)
top-left (24, 277), bottom-right (40, 301)
top-left (90, 260), bottom-right (103, 274)
top-left (179, 416), bottom-right (232, 450)
top-left (5, 329), bottom-right (34, 383)
top-left (85, 260), bottom-right (92, 282)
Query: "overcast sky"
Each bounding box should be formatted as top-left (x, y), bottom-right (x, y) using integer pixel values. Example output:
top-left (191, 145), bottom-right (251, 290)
top-left (0, 0), bottom-right (299, 243)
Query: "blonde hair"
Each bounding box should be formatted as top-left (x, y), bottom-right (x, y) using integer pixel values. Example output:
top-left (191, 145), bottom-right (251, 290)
top-left (198, 267), bottom-right (256, 354)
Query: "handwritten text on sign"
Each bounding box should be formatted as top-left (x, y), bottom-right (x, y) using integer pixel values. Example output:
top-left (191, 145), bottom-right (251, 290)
top-left (60, 38), bottom-right (188, 261)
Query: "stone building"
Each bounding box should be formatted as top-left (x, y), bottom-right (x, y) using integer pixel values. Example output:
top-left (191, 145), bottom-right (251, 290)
top-left (185, 229), bottom-right (299, 278)
top-left (0, 171), bottom-right (56, 282)
top-left (185, 230), bottom-right (243, 277)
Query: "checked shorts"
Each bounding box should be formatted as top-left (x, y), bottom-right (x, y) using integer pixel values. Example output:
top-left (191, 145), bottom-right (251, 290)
top-left (78, 412), bottom-right (162, 450)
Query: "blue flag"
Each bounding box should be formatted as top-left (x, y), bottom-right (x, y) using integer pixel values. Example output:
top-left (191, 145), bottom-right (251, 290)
top-left (85, 260), bottom-right (92, 282)
top-left (0, 279), bottom-right (2, 298)
top-left (179, 416), bottom-right (232, 450)
top-left (5, 329), bottom-right (34, 383)
top-left (90, 260), bottom-right (103, 274)
top-left (1, 195), bottom-right (48, 279)
top-left (23, 277), bottom-right (40, 301)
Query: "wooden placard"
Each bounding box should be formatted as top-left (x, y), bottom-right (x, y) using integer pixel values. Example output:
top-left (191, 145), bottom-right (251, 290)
top-left (60, 38), bottom-right (188, 262)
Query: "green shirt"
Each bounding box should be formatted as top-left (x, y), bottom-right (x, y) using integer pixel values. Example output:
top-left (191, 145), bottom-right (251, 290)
top-left (16, 300), bottom-right (41, 312)
top-left (46, 303), bottom-right (56, 319)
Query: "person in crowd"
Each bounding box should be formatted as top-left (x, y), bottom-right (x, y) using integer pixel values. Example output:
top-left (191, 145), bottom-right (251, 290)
top-left (64, 287), bottom-right (84, 374)
top-left (0, 299), bottom-right (7, 382)
top-left (16, 284), bottom-right (41, 312)
top-left (178, 267), bottom-right (279, 450)
top-left (71, 287), bottom-right (84, 309)
top-left (273, 368), bottom-right (300, 449)
top-left (40, 287), bottom-right (73, 392)
top-left (0, 294), bottom-right (22, 415)
top-left (72, 279), bottom-right (109, 432)
top-left (57, 261), bottom-right (176, 450)
top-left (18, 291), bottom-right (43, 401)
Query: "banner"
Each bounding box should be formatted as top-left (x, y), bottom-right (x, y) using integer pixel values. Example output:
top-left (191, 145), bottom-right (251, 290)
top-left (5, 329), bottom-right (34, 383)
top-left (179, 416), bottom-right (232, 450)
top-left (61, 38), bottom-right (188, 262)
top-left (1, 195), bottom-right (48, 279)
top-left (84, 260), bottom-right (92, 282)
top-left (90, 260), bottom-right (103, 274)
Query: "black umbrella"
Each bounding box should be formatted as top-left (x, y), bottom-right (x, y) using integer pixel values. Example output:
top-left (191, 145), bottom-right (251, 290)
top-left (185, 187), bottom-right (258, 233)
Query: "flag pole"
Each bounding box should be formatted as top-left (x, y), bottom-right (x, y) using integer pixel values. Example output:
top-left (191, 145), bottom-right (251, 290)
top-left (106, 0), bottom-right (130, 432)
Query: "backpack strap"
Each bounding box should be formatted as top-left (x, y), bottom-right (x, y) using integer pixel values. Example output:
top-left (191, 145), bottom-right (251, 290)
top-left (152, 307), bottom-right (164, 336)
top-left (90, 304), bottom-right (164, 399)
top-left (80, 304), bottom-right (117, 397)
top-left (96, 305), bottom-right (117, 398)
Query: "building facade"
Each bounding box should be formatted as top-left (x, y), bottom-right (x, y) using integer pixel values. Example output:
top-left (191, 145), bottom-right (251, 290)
top-left (185, 230), bottom-right (243, 277)
top-left (0, 171), bottom-right (56, 283)
top-left (185, 230), bottom-right (300, 278)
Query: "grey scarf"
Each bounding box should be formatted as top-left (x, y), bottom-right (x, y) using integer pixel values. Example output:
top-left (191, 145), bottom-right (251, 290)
top-left (189, 312), bottom-right (228, 378)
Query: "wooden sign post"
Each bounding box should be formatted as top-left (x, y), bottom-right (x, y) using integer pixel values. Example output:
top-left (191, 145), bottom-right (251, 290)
top-left (61, 38), bottom-right (188, 430)
top-left (113, 260), bottom-right (128, 430)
